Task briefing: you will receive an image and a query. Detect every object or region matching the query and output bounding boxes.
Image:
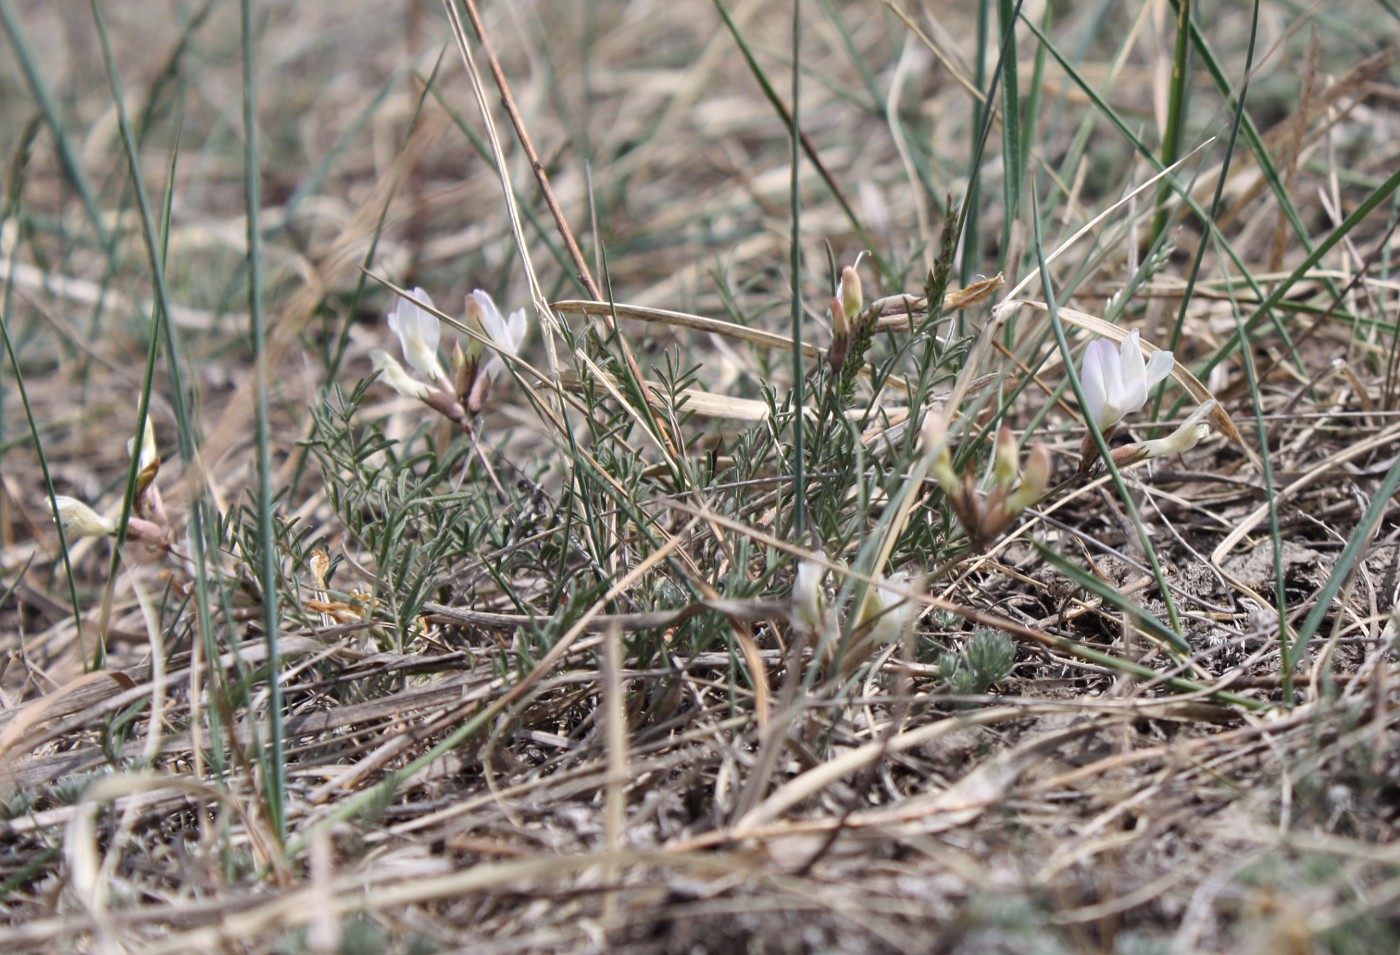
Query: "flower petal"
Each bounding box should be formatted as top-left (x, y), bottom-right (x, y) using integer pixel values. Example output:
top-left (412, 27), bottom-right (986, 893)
top-left (1143, 346), bottom-right (1175, 390)
top-left (1080, 339), bottom-right (1114, 426)
top-left (505, 308), bottom-right (527, 353)
top-left (388, 289), bottom-right (444, 380)
top-left (371, 349), bottom-right (431, 400)
top-left (793, 555), bottom-right (828, 635)
top-left (409, 288), bottom-right (440, 354)
top-left (1116, 329), bottom-right (1148, 413)
top-left (470, 289), bottom-right (506, 342)
top-left (469, 291), bottom-right (526, 381)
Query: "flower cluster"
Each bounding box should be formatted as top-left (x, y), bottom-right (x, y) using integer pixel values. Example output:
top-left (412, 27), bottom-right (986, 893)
top-left (827, 257), bottom-right (882, 400)
top-left (922, 409), bottom-right (1051, 549)
top-left (371, 287), bottom-right (527, 425)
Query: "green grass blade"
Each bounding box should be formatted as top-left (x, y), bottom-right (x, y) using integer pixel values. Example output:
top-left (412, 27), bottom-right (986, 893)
top-left (88, 0), bottom-right (225, 775)
top-left (241, 0), bottom-right (285, 843)
top-left (1029, 179), bottom-right (1187, 653)
top-left (0, 0), bottom-right (109, 247)
top-left (997, 0), bottom-right (1022, 270)
top-left (1205, 162), bottom-right (1400, 378)
top-left (1152, 0), bottom-right (1193, 245)
top-left (789, 0), bottom-right (806, 540)
top-left (1, 268), bottom-right (86, 661)
top-left (962, 0), bottom-right (989, 285)
top-left (1154, 0), bottom-right (1260, 419)
top-left (711, 0), bottom-right (886, 274)
top-left (1018, 11), bottom-right (1310, 393)
top-left (1289, 454), bottom-right (1400, 674)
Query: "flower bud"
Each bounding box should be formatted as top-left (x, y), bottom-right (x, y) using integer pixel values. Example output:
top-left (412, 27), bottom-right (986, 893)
top-left (918, 407), bottom-right (948, 457)
top-left (828, 295), bottom-right (851, 375)
top-left (1006, 442), bottom-right (1051, 513)
top-left (992, 427), bottom-right (1020, 492)
top-left (127, 415), bottom-right (158, 477)
top-left (463, 293), bottom-right (488, 363)
top-left (837, 264), bottom-right (863, 323)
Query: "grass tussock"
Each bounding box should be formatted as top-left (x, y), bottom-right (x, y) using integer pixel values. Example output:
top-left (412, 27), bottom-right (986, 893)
top-left (1, 1), bottom-right (1399, 952)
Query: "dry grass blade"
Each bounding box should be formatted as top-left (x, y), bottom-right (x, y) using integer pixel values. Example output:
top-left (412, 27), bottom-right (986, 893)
top-left (1210, 419), bottom-right (1400, 562)
top-left (0, 670), bottom-right (136, 759)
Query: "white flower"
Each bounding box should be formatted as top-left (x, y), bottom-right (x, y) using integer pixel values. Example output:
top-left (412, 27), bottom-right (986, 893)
top-left (387, 288), bottom-right (445, 382)
top-left (465, 290), bottom-right (526, 381)
top-left (54, 496), bottom-right (117, 538)
top-left (1138, 400), bottom-right (1217, 459)
top-left (792, 556), bottom-right (828, 635)
top-left (858, 571), bottom-right (919, 646)
top-left (370, 349), bottom-right (431, 400)
top-left (1080, 330), bottom-right (1174, 429)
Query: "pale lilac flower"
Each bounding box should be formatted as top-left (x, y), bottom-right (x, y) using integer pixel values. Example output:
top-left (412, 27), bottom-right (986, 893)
top-left (387, 288), bottom-right (445, 382)
top-left (1079, 330), bottom-right (1174, 429)
top-left (465, 290), bottom-right (526, 381)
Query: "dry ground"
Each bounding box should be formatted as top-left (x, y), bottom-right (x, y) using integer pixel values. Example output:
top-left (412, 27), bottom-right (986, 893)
top-left (1, 1), bottom-right (1399, 953)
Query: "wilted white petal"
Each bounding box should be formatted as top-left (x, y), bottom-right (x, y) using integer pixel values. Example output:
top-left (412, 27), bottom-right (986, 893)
top-left (918, 406), bottom-right (949, 457)
top-left (371, 350), bottom-right (431, 400)
top-left (54, 496), bottom-right (117, 538)
top-left (387, 288), bottom-right (445, 381)
top-left (1139, 400), bottom-right (1216, 459)
top-left (792, 556), bottom-right (828, 635)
